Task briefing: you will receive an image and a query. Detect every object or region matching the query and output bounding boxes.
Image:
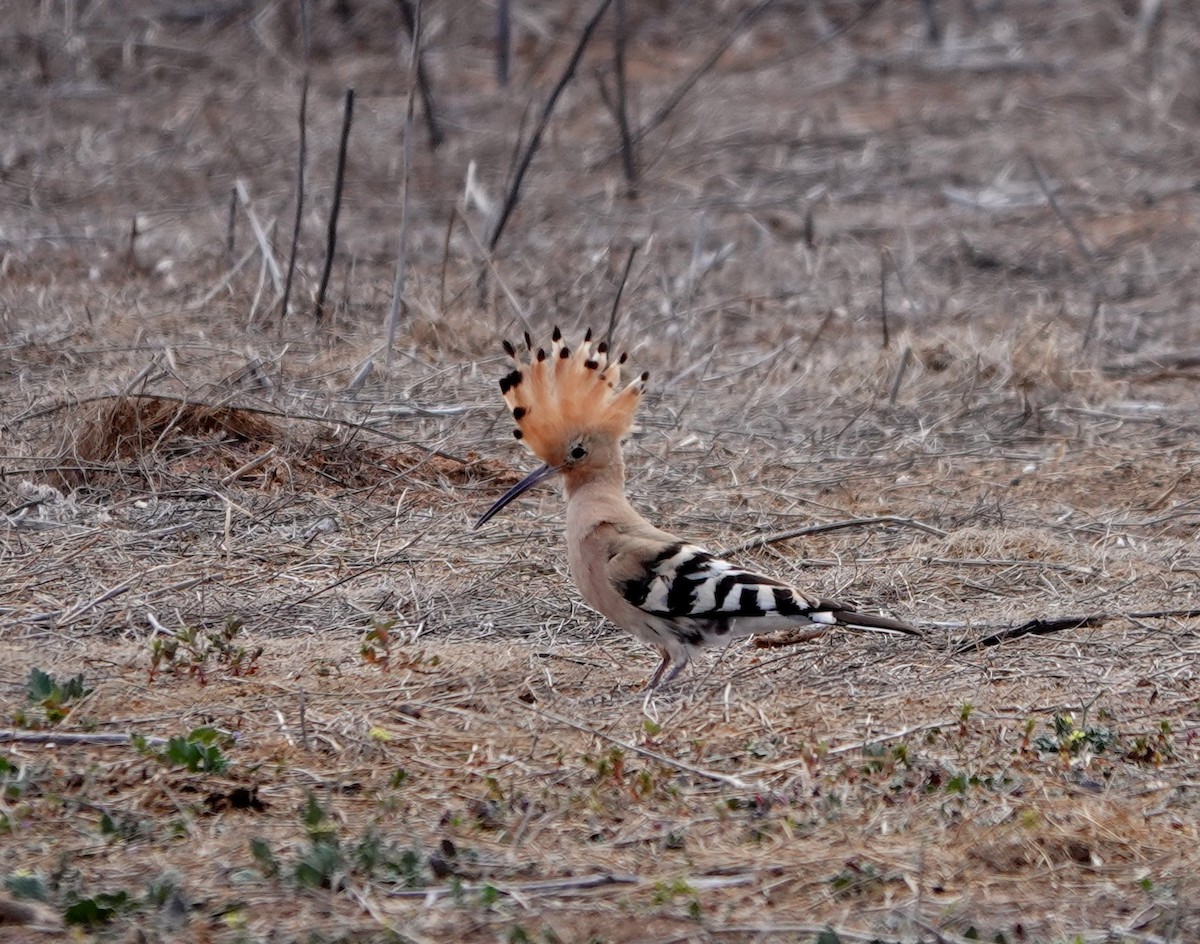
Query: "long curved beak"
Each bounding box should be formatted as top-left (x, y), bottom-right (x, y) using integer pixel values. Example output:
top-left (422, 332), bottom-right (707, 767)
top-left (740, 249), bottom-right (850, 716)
top-left (474, 463), bottom-right (560, 530)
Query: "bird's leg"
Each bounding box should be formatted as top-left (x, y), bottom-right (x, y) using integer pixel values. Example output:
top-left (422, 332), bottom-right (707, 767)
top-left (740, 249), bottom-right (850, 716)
top-left (658, 659), bottom-right (689, 688)
top-left (648, 647), bottom-right (671, 689)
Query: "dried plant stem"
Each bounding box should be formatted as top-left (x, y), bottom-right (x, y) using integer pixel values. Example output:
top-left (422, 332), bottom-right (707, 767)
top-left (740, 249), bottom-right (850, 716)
top-left (0, 731), bottom-right (170, 747)
top-left (225, 186), bottom-right (237, 264)
top-left (888, 345), bottom-right (913, 405)
top-left (386, 1), bottom-right (422, 366)
top-left (279, 73), bottom-right (310, 330)
top-left (635, 0), bottom-right (777, 143)
top-left (623, 0), bottom-right (882, 155)
top-left (394, 0), bottom-right (443, 148)
top-left (438, 204), bottom-right (457, 316)
top-left (235, 181), bottom-right (282, 293)
top-left (495, 0), bottom-right (511, 88)
top-left (315, 87), bottom-right (355, 322)
top-left (1027, 153), bottom-right (1100, 279)
top-left (522, 703), bottom-right (756, 790)
top-left (604, 242), bottom-right (638, 350)
top-left (878, 249), bottom-right (891, 349)
top-left (611, 0), bottom-right (637, 191)
top-left (219, 446), bottom-right (277, 486)
top-left (726, 515), bottom-right (948, 556)
top-left (460, 213), bottom-right (532, 333)
top-left (488, 0), bottom-right (617, 253)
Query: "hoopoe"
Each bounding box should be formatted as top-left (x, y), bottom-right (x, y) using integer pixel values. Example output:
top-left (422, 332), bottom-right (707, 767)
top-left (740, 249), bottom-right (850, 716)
top-left (475, 328), bottom-right (920, 688)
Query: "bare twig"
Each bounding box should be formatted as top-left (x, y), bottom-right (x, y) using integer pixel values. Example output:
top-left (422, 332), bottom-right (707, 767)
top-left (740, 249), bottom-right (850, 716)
top-left (958, 608), bottom-right (1200, 653)
top-left (495, 0), bottom-right (511, 88)
top-left (522, 703), bottom-right (756, 790)
top-left (386, 0), bottom-right (422, 366)
top-left (219, 446), bottom-right (277, 487)
top-left (611, 0), bottom-right (637, 192)
top-left (604, 242), bottom-right (639, 351)
top-left (0, 731), bottom-right (170, 747)
top-left (315, 87), bottom-right (355, 322)
top-left (235, 180), bottom-right (283, 294)
top-left (279, 73), bottom-right (310, 329)
top-left (459, 213), bottom-right (533, 333)
top-left (956, 615), bottom-right (1110, 653)
top-left (888, 345), bottom-right (913, 405)
top-left (385, 872), bottom-right (638, 901)
top-left (488, 0), bottom-right (617, 253)
top-left (725, 515), bottom-right (948, 555)
top-left (1027, 153), bottom-right (1100, 283)
top-left (919, 0), bottom-right (942, 44)
top-left (225, 185), bottom-right (237, 264)
top-left (878, 248), bottom-right (891, 349)
top-left (438, 204), bottom-right (457, 316)
top-left (394, 0), bottom-right (443, 148)
top-left (634, 0), bottom-right (778, 144)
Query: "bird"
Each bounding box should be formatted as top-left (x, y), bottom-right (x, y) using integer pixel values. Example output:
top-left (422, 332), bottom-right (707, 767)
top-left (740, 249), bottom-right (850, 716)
top-left (474, 327), bottom-right (920, 688)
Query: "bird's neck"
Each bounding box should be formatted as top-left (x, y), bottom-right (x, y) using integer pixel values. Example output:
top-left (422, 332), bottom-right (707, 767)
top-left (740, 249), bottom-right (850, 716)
top-left (563, 461), bottom-right (638, 525)
top-left (563, 455), bottom-right (625, 499)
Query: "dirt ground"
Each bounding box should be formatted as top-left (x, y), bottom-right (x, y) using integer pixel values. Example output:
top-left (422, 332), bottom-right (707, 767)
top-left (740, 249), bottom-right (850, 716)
top-left (3, 1), bottom-right (1200, 942)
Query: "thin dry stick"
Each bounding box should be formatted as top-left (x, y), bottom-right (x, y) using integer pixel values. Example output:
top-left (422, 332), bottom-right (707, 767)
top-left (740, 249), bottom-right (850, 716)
top-left (1027, 153), bottom-right (1100, 279)
top-left (225, 186), bottom-right (237, 264)
top-left (437, 203), bottom-right (457, 315)
top-left (878, 249), bottom-right (890, 349)
top-left (219, 446), bottom-right (277, 487)
top-left (725, 515), bottom-right (947, 555)
top-left (235, 180), bottom-right (283, 293)
top-left (394, 0), bottom-right (443, 148)
top-left (386, 0), bottom-right (422, 367)
top-left (488, 0), bottom-right (617, 253)
top-left (315, 87), bottom-right (355, 322)
top-left (919, 0), bottom-right (942, 44)
top-left (888, 345), bottom-right (913, 405)
top-left (0, 731), bottom-right (170, 747)
top-left (624, 0), bottom-right (882, 155)
top-left (459, 212), bottom-right (533, 333)
top-left (611, 0), bottom-right (636, 192)
top-left (279, 0), bottom-right (311, 329)
top-left (386, 872), bottom-right (638, 901)
top-left (522, 702), bottom-right (756, 790)
top-left (633, 0), bottom-right (777, 145)
top-left (604, 242), bottom-right (639, 350)
top-left (495, 0), bottom-right (511, 87)
top-left (279, 74), bottom-right (309, 330)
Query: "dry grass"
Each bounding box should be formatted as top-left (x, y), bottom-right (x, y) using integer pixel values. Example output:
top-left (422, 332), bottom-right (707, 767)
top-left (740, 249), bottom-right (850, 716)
top-left (3, 1), bottom-right (1200, 942)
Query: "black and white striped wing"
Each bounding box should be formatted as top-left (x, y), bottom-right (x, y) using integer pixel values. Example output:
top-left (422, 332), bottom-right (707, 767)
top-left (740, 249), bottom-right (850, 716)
top-left (617, 542), bottom-right (831, 633)
top-left (614, 541), bottom-right (920, 638)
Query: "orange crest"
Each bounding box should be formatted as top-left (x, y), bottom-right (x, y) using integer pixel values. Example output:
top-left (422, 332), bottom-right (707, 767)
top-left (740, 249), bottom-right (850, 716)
top-left (498, 327), bottom-right (648, 465)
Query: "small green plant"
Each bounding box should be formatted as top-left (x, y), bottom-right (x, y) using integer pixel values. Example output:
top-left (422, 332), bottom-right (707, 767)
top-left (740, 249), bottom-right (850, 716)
top-left (828, 861), bottom-right (885, 899)
top-left (1125, 720), bottom-right (1175, 766)
top-left (5, 872), bottom-right (49, 902)
top-left (15, 668), bottom-right (91, 727)
top-left (1033, 714), bottom-right (1116, 758)
top-left (149, 617), bottom-right (262, 684)
top-left (249, 837), bottom-right (280, 878)
top-left (257, 793), bottom-right (430, 892)
top-left (63, 890), bottom-right (135, 929)
top-left (651, 877), bottom-right (701, 918)
top-left (134, 727), bottom-right (233, 774)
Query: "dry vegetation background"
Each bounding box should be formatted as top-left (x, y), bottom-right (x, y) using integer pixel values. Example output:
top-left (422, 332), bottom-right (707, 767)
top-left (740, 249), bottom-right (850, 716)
top-left (3, 1), bottom-right (1200, 941)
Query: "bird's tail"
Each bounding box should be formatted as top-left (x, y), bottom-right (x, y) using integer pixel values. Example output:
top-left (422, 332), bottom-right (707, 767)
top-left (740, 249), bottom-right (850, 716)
top-left (828, 606), bottom-right (922, 637)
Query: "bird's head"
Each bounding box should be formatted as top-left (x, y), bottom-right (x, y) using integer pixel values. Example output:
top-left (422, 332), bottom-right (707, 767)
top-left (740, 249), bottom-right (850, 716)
top-left (474, 326), bottom-right (648, 528)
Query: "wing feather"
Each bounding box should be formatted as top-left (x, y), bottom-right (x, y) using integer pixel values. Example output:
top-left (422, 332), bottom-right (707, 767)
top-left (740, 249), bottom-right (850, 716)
top-left (608, 541), bottom-right (919, 637)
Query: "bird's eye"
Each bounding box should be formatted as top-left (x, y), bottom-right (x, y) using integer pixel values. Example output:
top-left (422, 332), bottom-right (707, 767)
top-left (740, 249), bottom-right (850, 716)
top-left (569, 444), bottom-right (587, 461)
